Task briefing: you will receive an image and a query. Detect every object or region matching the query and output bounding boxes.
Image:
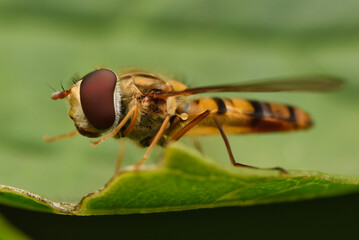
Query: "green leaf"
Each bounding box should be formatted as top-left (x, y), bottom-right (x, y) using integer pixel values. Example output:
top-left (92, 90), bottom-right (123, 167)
top-left (1, 0), bottom-right (359, 217)
top-left (0, 185), bottom-right (73, 214)
top-left (0, 214), bottom-right (31, 240)
top-left (1, 145), bottom-right (359, 215)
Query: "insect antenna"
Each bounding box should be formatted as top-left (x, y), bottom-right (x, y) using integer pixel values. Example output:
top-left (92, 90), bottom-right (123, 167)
top-left (61, 82), bottom-right (65, 91)
top-left (47, 83), bottom-right (57, 92)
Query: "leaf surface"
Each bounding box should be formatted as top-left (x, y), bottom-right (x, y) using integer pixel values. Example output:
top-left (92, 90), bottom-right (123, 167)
top-left (1, 145), bottom-right (359, 215)
top-left (0, 214), bottom-right (31, 240)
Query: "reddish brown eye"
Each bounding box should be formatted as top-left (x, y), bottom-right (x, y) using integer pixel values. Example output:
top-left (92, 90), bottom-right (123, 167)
top-left (80, 69), bottom-right (117, 130)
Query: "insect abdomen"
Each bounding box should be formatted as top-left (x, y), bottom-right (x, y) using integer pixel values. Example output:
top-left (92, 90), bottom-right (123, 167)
top-left (181, 98), bottom-right (312, 136)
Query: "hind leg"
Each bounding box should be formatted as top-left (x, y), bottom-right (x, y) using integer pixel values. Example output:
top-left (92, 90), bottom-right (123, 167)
top-left (167, 110), bottom-right (288, 176)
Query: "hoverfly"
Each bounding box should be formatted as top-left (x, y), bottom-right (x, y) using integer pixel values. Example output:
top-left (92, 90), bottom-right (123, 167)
top-left (45, 69), bottom-right (343, 175)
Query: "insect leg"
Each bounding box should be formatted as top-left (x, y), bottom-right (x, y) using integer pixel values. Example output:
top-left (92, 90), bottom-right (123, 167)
top-left (114, 138), bottom-right (126, 175)
top-left (168, 110), bottom-right (287, 175)
top-left (192, 137), bottom-right (204, 155)
top-left (91, 105), bottom-right (138, 146)
top-left (43, 130), bottom-right (78, 142)
top-left (134, 114), bottom-right (171, 168)
top-left (209, 112), bottom-right (288, 175)
top-left (169, 110), bottom-right (211, 142)
top-left (122, 105), bottom-right (138, 137)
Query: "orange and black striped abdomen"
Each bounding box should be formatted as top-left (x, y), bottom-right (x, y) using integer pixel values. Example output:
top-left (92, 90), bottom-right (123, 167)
top-left (176, 97), bottom-right (313, 136)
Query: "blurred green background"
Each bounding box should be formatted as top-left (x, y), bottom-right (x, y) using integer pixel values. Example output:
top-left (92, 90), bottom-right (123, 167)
top-left (0, 0), bottom-right (359, 207)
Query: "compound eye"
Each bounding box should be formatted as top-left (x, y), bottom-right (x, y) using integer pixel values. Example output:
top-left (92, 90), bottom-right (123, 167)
top-left (80, 69), bottom-right (117, 130)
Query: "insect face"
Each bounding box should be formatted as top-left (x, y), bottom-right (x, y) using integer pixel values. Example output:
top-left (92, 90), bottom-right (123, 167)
top-left (54, 69), bottom-right (122, 138)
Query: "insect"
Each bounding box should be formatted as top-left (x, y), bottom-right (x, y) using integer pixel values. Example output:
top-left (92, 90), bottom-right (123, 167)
top-left (45, 68), bottom-right (343, 175)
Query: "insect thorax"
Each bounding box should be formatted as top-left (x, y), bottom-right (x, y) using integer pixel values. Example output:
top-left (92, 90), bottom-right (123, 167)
top-left (115, 76), bottom-right (171, 146)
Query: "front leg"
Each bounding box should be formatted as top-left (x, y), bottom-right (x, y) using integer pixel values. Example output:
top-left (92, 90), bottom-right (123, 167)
top-left (134, 114), bottom-right (171, 168)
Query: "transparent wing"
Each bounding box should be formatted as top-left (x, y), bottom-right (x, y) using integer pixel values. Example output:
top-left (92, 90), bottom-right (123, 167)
top-left (155, 76), bottom-right (344, 97)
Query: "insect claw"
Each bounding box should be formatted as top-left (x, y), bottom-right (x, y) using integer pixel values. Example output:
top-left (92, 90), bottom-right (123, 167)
top-left (133, 163), bottom-right (142, 170)
top-left (43, 135), bottom-right (52, 142)
top-left (269, 167), bottom-right (289, 176)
